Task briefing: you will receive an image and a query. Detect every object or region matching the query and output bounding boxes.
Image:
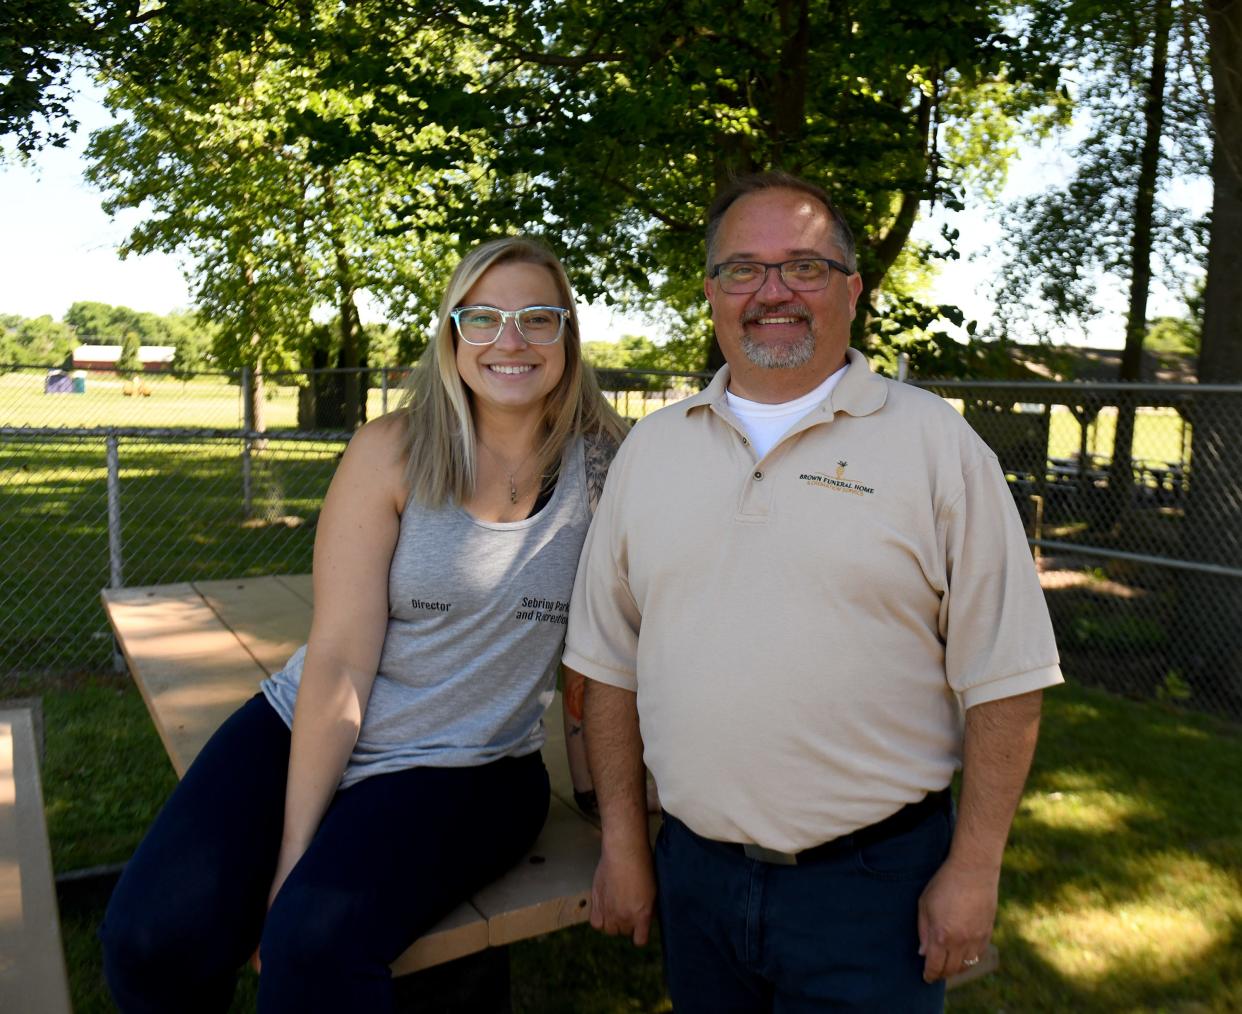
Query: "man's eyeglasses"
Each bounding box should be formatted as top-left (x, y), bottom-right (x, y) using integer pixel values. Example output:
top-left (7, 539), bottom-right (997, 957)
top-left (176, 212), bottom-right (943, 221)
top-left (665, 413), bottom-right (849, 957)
top-left (709, 258), bottom-right (853, 294)
top-left (451, 305), bottom-right (569, 345)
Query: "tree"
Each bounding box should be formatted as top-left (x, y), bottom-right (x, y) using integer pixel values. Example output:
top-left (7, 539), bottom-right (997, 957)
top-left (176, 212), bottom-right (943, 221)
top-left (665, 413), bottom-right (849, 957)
top-left (1199, 0), bottom-right (1242, 386)
top-left (10, 2), bottom-right (1064, 378)
top-left (251, 0), bottom-right (1059, 368)
top-left (116, 326), bottom-right (140, 376)
top-left (83, 2), bottom-right (476, 429)
top-left (10, 314), bottom-right (75, 365)
top-left (993, 0), bottom-right (1210, 525)
top-left (1, 0), bottom-right (89, 153)
top-left (1178, 0), bottom-right (1242, 714)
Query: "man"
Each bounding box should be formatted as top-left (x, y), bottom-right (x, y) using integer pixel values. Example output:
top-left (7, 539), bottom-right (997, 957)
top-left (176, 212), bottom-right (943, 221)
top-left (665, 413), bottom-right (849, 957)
top-left (563, 171), bottom-right (1063, 1012)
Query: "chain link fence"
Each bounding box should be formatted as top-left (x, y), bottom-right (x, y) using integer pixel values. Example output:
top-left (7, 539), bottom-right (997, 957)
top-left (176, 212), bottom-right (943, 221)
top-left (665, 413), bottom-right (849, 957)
top-left (3, 363), bottom-right (1241, 721)
top-left (919, 380), bottom-right (1242, 722)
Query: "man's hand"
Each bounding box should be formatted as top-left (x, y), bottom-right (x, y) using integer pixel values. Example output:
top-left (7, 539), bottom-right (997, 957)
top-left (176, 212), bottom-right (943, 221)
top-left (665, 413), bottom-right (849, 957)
top-left (590, 838), bottom-right (656, 946)
top-left (916, 690), bottom-right (1043, 982)
top-left (580, 674), bottom-right (655, 945)
top-left (916, 857), bottom-right (998, 982)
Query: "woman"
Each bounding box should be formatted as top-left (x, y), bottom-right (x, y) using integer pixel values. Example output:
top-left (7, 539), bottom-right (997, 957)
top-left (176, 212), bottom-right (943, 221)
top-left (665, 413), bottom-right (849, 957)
top-left (101, 237), bottom-right (628, 1013)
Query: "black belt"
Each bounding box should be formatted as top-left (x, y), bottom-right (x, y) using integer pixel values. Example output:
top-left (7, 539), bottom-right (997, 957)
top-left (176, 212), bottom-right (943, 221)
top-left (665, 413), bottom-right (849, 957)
top-left (712, 788), bottom-right (951, 866)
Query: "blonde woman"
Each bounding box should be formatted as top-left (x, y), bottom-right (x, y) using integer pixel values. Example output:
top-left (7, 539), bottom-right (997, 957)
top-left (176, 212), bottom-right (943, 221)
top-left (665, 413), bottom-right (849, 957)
top-left (101, 237), bottom-right (628, 1013)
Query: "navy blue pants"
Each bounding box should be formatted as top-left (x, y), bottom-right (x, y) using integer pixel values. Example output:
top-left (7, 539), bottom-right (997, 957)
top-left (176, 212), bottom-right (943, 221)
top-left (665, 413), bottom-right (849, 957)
top-left (101, 694), bottom-right (549, 1014)
top-left (654, 804), bottom-right (953, 1013)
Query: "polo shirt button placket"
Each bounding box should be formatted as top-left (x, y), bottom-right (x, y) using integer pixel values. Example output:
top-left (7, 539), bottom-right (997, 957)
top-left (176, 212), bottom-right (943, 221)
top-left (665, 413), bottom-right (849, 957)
top-left (753, 470), bottom-right (763, 481)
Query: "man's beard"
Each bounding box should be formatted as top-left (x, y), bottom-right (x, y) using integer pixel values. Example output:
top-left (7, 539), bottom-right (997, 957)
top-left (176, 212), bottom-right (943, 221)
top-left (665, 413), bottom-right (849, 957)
top-left (740, 328), bottom-right (815, 369)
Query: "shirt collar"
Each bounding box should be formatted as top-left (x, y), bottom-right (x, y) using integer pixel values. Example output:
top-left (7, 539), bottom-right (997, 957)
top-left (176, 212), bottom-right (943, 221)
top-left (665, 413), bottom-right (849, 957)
top-left (680, 346), bottom-right (889, 419)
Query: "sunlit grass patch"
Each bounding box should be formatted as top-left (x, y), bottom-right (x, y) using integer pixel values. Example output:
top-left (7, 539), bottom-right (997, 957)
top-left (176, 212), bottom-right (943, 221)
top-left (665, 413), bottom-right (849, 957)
top-left (1014, 855), bottom-right (1242, 985)
top-left (1022, 782), bottom-right (1162, 834)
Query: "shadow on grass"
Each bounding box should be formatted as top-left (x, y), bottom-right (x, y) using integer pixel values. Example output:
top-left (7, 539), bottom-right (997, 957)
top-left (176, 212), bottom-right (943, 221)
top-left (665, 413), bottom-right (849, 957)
top-left (951, 682), bottom-right (1242, 1011)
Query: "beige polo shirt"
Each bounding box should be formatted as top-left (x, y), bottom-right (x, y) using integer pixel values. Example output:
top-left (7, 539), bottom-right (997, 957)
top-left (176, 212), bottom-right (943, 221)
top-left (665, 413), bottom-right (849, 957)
top-left (564, 348), bottom-right (1063, 853)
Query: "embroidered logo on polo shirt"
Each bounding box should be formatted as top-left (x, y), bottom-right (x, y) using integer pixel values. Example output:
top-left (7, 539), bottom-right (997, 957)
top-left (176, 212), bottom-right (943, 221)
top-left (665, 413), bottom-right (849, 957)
top-left (799, 460), bottom-right (876, 497)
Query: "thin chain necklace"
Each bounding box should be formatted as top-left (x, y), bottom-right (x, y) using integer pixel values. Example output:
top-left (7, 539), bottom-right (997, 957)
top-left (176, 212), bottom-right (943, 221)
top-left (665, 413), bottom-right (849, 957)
top-left (477, 437), bottom-right (539, 505)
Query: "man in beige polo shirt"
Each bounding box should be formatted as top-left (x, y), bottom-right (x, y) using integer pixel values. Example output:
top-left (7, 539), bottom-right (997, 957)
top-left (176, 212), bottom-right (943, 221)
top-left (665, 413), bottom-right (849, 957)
top-left (563, 171), bottom-right (1062, 1012)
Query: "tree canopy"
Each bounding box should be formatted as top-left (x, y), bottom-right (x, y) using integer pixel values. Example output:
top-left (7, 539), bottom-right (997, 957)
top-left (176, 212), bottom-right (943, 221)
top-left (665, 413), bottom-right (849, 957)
top-left (992, 0), bottom-right (1211, 363)
top-left (6, 0), bottom-right (1072, 376)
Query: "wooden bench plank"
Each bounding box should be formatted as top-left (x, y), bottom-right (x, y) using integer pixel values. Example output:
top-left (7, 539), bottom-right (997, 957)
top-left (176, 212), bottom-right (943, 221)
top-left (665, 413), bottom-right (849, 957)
top-left (194, 577), bottom-right (312, 675)
top-left (389, 903), bottom-right (490, 977)
top-left (0, 708), bottom-right (71, 1014)
top-left (102, 585), bottom-right (270, 779)
top-left (274, 573), bottom-right (314, 605)
top-left (538, 691), bottom-right (577, 813)
top-left (472, 796), bottom-right (597, 947)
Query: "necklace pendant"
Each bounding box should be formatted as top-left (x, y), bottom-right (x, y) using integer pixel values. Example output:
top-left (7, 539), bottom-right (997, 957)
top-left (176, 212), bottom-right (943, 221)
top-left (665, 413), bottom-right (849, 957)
top-left (509, 476), bottom-right (518, 504)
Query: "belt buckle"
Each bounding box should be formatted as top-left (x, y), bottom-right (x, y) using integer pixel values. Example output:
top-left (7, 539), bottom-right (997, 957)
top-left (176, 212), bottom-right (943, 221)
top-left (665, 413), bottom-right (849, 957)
top-left (742, 843), bottom-right (799, 866)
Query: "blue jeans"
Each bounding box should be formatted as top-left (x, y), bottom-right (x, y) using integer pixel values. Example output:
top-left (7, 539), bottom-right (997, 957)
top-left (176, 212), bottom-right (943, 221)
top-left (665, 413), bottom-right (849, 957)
top-left (101, 694), bottom-right (549, 1014)
top-left (654, 801), bottom-right (953, 1013)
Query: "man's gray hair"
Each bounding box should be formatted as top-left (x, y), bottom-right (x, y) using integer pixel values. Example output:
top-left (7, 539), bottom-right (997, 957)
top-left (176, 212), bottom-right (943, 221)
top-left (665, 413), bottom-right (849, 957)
top-left (705, 171), bottom-right (857, 274)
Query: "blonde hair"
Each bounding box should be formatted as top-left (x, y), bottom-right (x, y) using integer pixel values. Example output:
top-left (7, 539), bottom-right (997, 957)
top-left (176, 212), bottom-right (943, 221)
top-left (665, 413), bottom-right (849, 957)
top-left (399, 237), bottom-right (628, 506)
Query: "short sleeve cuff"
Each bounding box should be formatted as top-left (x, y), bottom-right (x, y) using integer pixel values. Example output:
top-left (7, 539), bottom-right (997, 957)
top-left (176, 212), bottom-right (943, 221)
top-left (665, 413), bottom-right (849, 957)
top-left (960, 664), bottom-right (1064, 709)
top-left (561, 649), bottom-right (638, 692)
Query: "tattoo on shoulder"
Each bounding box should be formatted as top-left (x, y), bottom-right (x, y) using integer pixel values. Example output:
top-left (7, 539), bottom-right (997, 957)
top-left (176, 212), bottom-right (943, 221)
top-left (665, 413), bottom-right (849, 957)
top-left (584, 433), bottom-right (619, 514)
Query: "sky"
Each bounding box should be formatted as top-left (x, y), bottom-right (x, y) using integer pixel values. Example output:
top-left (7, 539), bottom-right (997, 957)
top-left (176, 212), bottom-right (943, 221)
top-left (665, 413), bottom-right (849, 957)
top-left (0, 80), bottom-right (1208, 351)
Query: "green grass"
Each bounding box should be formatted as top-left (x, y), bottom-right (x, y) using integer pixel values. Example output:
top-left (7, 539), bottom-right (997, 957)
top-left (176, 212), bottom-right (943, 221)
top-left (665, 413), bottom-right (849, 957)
top-left (25, 678), bottom-right (1241, 1013)
top-left (1, 435), bottom-right (338, 671)
top-left (1046, 405), bottom-right (1188, 467)
top-left (0, 370), bottom-right (404, 430)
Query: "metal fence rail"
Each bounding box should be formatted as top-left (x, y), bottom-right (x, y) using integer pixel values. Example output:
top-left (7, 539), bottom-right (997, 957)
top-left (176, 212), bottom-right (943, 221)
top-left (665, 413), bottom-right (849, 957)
top-left (2, 364), bottom-right (1241, 722)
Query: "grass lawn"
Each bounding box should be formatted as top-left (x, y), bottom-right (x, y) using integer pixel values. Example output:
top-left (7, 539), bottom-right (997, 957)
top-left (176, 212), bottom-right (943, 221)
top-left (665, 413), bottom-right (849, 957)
top-left (0, 435), bottom-right (339, 672)
top-left (20, 676), bottom-right (1239, 1013)
top-left (1047, 405), bottom-right (1189, 467)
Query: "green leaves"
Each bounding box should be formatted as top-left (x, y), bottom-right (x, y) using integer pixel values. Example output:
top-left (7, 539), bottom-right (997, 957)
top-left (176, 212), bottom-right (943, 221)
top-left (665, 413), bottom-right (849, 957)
top-left (38, 0), bottom-right (1076, 376)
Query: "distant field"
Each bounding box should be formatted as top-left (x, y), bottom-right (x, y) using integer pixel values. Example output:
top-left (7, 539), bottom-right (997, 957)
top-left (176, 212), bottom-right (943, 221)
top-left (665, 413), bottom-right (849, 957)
top-left (0, 370), bottom-right (684, 428)
top-left (1047, 405), bottom-right (1188, 466)
top-left (0, 371), bottom-right (406, 429)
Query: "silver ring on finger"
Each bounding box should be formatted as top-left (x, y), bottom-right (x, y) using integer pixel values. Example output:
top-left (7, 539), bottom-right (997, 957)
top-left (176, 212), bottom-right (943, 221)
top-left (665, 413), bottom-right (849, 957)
top-left (962, 956), bottom-right (980, 967)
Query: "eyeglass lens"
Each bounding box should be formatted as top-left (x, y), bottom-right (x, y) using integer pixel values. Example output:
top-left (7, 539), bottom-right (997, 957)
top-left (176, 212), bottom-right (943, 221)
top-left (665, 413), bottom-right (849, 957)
top-left (455, 307), bottom-right (564, 344)
top-left (718, 260), bottom-right (832, 293)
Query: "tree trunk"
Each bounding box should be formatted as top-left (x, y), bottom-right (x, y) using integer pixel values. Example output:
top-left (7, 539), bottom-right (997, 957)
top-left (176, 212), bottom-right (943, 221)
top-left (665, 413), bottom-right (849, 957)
top-left (1199, 0), bottom-right (1242, 385)
top-left (1176, 0), bottom-right (1242, 718)
top-left (323, 170), bottom-right (364, 429)
top-left (1100, 0), bottom-right (1173, 531)
top-left (241, 261), bottom-right (266, 437)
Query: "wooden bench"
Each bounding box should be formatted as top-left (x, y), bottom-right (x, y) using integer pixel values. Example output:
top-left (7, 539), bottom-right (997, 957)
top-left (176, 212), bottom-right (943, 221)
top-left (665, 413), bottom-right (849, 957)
top-left (100, 575), bottom-right (599, 981)
top-left (0, 707), bottom-right (73, 1014)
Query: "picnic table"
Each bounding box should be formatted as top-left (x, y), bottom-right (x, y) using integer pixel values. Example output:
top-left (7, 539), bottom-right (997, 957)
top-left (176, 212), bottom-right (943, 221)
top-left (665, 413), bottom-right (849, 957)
top-left (101, 575), bottom-right (599, 988)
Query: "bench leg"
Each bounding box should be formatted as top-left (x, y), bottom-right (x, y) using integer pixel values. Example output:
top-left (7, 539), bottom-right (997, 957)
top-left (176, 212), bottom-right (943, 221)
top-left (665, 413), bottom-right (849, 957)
top-left (391, 946), bottom-right (511, 1014)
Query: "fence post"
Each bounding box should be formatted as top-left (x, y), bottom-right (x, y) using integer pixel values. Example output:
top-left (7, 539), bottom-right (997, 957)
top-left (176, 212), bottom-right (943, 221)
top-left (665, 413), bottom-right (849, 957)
top-left (381, 367), bottom-right (389, 415)
top-left (241, 366), bottom-right (254, 518)
top-left (106, 431), bottom-right (124, 588)
top-left (897, 352), bottom-right (910, 383)
top-left (106, 431), bottom-right (125, 671)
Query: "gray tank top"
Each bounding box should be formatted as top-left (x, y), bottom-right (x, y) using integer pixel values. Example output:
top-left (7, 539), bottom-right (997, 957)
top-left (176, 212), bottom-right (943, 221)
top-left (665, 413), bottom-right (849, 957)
top-left (261, 437), bottom-right (591, 788)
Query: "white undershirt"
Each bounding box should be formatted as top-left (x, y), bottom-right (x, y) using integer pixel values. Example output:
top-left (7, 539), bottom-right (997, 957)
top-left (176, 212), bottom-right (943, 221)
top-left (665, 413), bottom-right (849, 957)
top-left (725, 364), bottom-right (847, 459)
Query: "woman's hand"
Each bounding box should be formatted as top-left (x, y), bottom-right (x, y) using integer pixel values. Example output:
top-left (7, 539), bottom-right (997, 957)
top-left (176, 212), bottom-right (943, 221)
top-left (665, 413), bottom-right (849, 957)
top-left (251, 843), bottom-right (306, 973)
